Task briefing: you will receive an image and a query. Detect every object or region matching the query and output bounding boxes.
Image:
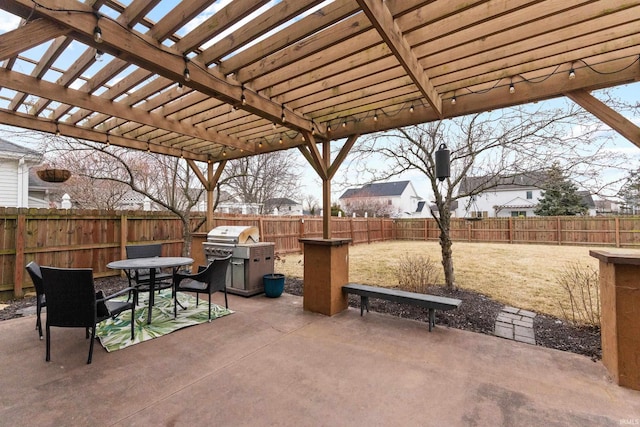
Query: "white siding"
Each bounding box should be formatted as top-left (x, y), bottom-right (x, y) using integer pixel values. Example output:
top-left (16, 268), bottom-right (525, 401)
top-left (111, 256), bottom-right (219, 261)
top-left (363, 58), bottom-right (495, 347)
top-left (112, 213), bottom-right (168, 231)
top-left (0, 159), bottom-right (19, 207)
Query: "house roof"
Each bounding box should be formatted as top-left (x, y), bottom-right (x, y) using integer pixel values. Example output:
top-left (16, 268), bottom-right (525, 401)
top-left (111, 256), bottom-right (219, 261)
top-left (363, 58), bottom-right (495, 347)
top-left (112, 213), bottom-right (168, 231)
top-left (0, 138), bottom-right (42, 162)
top-left (430, 200), bottom-right (459, 212)
top-left (339, 181), bottom-right (411, 199)
top-left (458, 173), bottom-right (548, 195)
top-left (577, 190), bottom-right (596, 208)
top-left (2, 1), bottom-right (639, 165)
top-left (265, 198), bottom-right (300, 206)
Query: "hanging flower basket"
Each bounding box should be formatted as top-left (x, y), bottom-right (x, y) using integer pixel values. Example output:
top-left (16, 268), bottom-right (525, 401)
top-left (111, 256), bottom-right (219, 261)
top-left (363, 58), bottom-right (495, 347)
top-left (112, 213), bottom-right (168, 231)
top-left (37, 168), bottom-right (71, 183)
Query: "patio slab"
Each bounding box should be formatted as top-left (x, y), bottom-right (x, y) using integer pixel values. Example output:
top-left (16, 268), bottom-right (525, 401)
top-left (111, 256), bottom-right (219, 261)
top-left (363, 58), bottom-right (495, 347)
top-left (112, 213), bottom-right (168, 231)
top-left (1, 293), bottom-right (638, 426)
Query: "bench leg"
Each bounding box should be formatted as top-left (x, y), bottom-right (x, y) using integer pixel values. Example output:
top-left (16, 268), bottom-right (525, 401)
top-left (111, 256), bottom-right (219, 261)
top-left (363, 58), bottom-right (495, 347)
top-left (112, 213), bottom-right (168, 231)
top-left (428, 308), bottom-right (435, 332)
top-left (360, 296), bottom-right (370, 316)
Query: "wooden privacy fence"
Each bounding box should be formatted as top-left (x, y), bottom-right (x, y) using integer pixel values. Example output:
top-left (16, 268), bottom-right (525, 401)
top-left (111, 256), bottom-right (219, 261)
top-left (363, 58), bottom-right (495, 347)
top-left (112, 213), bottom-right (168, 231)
top-left (2, 207), bottom-right (640, 299)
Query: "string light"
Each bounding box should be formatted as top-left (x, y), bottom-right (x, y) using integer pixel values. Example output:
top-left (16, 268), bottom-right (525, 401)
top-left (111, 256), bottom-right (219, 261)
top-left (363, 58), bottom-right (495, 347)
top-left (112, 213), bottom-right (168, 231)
top-left (509, 79), bottom-right (515, 94)
top-left (55, 122), bottom-right (60, 136)
top-left (258, 141), bottom-right (263, 148)
top-left (569, 68), bottom-right (576, 79)
top-left (342, 121), bottom-right (347, 128)
top-left (327, 124), bottom-right (331, 132)
top-left (183, 56), bottom-right (191, 82)
top-left (93, 13), bottom-right (103, 44)
top-left (451, 96), bottom-right (457, 105)
top-left (301, 134), bottom-right (305, 141)
top-left (222, 149), bottom-right (227, 157)
top-left (146, 142), bottom-right (150, 152)
top-left (373, 111), bottom-right (378, 121)
top-left (106, 132), bottom-right (110, 146)
top-left (95, 50), bottom-right (103, 61)
top-left (272, 122), bottom-right (276, 130)
top-left (180, 149), bottom-right (184, 159)
top-left (281, 106), bottom-right (286, 123)
top-left (241, 85), bottom-right (246, 106)
top-left (409, 104), bottom-right (414, 113)
top-left (177, 82), bottom-right (183, 93)
top-left (279, 135), bottom-right (283, 144)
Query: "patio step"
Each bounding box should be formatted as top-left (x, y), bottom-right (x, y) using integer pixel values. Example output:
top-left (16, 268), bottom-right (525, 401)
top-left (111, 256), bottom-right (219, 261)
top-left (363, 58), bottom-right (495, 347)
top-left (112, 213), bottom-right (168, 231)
top-left (494, 306), bottom-right (536, 345)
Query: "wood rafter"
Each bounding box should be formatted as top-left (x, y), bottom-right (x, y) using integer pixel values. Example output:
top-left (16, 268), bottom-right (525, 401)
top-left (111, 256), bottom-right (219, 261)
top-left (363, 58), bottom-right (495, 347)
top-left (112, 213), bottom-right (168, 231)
top-left (356, 0), bottom-right (443, 118)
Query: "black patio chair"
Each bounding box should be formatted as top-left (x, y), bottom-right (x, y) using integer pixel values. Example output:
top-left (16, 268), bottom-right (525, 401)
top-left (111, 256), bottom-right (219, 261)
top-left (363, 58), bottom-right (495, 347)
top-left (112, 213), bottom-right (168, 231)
top-left (125, 243), bottom-right (173, 302)
top-left (25, 261), bottom-right (45, 340)
top-left (173, 255), bottom-right (231, 321)
top-left (40, 266), bottom-right (137, 364)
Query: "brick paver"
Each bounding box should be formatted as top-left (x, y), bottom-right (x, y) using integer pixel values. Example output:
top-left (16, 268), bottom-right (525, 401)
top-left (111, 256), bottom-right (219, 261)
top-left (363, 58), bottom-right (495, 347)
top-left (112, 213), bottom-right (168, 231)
top-left (494, 306), bottom-right (536, 345)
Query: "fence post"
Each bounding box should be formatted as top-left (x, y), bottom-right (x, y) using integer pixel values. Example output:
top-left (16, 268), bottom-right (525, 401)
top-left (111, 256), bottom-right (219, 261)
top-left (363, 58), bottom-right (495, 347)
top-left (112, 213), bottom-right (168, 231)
top-left (508, 217), bottom-right (513, 244)
top-left (349, 217), bottom-right (354, 242)
top-left (258, 216), bottom-right (265, 241)
top-left (14, 212), bottom-right (25, 297)
top-left (468, 222), bottom-right (472, 242)
top-left (299, 218), bottom-right (305, 251)
top-left (557, 217), bottom-right (562, 245)
top-left (366, 218), bottom-right (371, 244)
top-left (615, 217), bottom-right (620, 248)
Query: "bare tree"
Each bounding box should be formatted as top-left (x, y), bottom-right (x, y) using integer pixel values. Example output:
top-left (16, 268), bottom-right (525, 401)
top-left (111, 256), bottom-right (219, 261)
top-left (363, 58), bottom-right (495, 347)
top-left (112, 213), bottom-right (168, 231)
top-left (220, 151), bottom-right (303, 214)
top-left (302, 194), bottom-right (320, 215)
top-left (44, 136), bottom-right (205, 256)
top-left (350, 102), bottom-right (629, 288)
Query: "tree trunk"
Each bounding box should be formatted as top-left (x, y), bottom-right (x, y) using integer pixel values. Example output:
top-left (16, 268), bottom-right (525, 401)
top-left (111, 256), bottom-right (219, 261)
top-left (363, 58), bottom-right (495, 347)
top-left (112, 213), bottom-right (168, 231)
top-left (181, 215), bottom-right (192, 257)
top-left (438, 210), bottom-right (456, 288)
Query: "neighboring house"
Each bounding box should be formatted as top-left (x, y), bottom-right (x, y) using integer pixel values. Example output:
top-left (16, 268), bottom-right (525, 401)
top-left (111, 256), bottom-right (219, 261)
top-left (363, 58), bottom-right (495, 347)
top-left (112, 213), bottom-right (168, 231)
top-left (0, 139), bottom-right (43, 208)
top-left (28, 169), bottom-right (67, 208)
top-left (338, 181), bottom-right (425, 218)
top-left (455, 174), bottom-right (596, 218)
top-left (429, 200), bottom-right (459, 218)
top-left (265, 198), bottom-right (303, 216)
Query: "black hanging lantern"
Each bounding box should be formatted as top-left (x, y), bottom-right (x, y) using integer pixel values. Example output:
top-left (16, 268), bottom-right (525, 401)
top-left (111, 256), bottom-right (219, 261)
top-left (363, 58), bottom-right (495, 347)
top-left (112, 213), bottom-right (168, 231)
top-left (435, 143), bottom-right (450, 181)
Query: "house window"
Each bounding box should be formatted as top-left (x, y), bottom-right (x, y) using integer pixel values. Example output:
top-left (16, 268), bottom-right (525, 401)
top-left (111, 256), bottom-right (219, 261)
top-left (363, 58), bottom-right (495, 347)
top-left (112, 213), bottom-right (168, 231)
top-left (526, 191), bottom-right (533, 199)
top-left (511, 211), bottom-right (527, 217)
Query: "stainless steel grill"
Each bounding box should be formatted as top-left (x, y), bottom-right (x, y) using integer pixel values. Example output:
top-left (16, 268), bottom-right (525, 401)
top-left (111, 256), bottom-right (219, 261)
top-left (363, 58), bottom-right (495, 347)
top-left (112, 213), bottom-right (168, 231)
top-left (203, 225), bottom-right (275, 297)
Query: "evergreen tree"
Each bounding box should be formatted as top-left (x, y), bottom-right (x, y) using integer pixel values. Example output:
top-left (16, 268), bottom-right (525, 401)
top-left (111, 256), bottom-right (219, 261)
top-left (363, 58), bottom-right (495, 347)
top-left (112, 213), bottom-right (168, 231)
top-left (618, 168), bottom-right (640, 215)
top-left (534, 164), bottom-right (588, 216)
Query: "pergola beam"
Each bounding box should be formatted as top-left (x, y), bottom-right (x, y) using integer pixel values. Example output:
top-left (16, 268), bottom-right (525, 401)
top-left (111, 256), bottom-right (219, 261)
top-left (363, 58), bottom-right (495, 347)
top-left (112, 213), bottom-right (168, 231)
top-left (0, 19), bottom-right (70, 61)
top-left (356, 0), bottom-right (443, 118)
top-left (2, 0), bottom-right (324, 137)
top-left (0, 69), bottom-right (248, 152)
top-left (0, 109), bottom-right (208, 161)
top-left (566, 89), bottom-right (640, 149)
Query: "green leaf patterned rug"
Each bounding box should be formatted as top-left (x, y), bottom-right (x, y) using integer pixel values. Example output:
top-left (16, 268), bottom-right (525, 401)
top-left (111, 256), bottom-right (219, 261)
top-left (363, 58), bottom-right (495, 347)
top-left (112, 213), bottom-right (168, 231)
top-left (96, 290), bottom-right (233, 352)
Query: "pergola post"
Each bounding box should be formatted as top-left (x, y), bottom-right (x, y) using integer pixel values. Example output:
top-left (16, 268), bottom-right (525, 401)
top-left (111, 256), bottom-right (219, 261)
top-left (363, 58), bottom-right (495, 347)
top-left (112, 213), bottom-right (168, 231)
top-left (589, 250), bottom-right (640, 391)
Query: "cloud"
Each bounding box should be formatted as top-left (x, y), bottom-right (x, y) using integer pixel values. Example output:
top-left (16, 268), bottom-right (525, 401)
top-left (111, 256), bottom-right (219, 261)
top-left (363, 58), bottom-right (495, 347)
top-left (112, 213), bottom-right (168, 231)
top-left (0, 11), bottom-right (20, 33)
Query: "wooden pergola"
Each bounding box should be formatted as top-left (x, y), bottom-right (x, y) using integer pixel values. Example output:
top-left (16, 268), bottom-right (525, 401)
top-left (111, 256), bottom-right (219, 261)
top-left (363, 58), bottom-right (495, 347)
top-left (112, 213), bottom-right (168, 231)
top-left (2, 0), bottom-right (640, 237)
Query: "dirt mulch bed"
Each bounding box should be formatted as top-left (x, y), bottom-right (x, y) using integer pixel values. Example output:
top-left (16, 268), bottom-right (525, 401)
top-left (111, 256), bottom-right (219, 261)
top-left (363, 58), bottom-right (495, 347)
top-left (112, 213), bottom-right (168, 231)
top-left (1, 276), bottom-right (601, 360)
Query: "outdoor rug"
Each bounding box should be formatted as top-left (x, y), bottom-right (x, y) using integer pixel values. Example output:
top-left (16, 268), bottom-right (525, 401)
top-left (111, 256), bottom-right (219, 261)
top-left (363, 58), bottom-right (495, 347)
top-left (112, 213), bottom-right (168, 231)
top-left (95, 289), bottom-right (233, 352)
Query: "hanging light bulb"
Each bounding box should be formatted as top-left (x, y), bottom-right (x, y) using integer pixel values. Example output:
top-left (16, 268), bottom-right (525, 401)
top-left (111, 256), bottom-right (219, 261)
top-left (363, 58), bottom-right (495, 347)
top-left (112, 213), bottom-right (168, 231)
top-left (222, 149), bottom-right (227, 157)
top-left (409, 104), bottom-right (414, 113)
top-left (301, 134), bottom-right (306, 141)
top-left (342, 121), bottom-right (347, 128)
top-left (241, 94), bottom-right (246, 106)
top-left (183, 66), bottom-right (191, 82)
top-left (451, 96), bottom-right (457, 105)
top-left (509, 82), bottom-right (515, 94)
top-left (177, 82), bottom-right (184, 93)
top-left (374, 112), bottom-right (378, 121)
top-left (95, 50), bottom-right (103, 61)
top-left (272, 122), bottom-right (276, 130)
top-left (279, 135), bottom-right (283, 144)
top-left (55, 123), bottom-right (60, 137)
top-left (258, 141), bottom-right (263, 148)
top-left (569, 68), bottom-right (576, 80)
top-left (93, 25), bottom-right (103, 44)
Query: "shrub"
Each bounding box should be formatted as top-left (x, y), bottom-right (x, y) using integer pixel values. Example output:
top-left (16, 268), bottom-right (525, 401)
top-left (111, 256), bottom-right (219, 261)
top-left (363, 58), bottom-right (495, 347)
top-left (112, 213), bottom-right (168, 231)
top-left (396, 253), bottom-right (440, 293)
top-left (557, 262), bottom-right (600, 327)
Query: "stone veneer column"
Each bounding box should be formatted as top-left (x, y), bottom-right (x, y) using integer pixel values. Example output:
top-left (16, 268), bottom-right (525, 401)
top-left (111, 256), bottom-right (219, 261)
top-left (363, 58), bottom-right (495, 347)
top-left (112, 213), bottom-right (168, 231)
top-left (590, 249), bottom-right (640, 391)
top-left (300, 238), bottom-right (351, 316)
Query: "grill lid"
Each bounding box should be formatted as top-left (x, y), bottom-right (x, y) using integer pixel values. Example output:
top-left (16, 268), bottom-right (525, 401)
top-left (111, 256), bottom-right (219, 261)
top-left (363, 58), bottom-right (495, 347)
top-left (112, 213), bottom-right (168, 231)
top-left (207, 225), bottom-right (259, 244)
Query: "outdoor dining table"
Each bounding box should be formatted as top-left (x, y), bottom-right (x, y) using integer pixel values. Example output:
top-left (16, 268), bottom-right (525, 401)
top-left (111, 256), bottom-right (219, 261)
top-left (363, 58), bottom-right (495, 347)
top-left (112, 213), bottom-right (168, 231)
top-left (107, 256), bottom-right (193, 324)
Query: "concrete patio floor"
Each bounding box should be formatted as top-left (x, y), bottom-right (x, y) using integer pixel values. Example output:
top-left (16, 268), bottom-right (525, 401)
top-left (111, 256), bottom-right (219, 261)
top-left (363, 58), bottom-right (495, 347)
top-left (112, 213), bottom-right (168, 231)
top-left (1, 292), bottom-right (638, 426)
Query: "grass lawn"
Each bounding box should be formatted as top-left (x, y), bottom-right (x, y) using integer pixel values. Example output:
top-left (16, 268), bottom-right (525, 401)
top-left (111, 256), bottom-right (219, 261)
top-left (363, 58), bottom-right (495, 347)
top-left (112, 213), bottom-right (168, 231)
top-left (275, 241), bottom-right (611, 320)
